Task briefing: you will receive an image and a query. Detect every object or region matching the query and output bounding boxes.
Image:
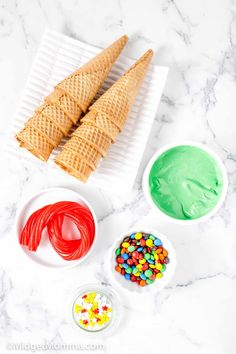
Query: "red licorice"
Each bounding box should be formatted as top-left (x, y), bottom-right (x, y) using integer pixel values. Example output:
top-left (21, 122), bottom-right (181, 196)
top-left (19, 201), bottom-right (95, 261)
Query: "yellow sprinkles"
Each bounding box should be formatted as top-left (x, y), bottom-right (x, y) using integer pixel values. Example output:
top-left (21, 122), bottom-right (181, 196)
top-left (73, 291), bottom-right (113, 331)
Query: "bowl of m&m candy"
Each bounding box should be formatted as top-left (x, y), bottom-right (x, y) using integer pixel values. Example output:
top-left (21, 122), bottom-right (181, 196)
top-left (111, 230), bottom-right (176, 293)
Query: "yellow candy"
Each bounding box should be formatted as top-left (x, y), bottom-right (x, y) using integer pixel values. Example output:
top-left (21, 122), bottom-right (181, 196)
top-left (149, 264), bottom-right (156, 269)
top-left (156, 263), bottom-right (163, 270)
top-left (74, 304), bottom-right (82, 313)
top-left (139, 259), bottom-right (146, 264)
top-left (135, 232), bottom-right (142, 240)
top-left (154, 254), bottom-right (159, 260)
top-left (107, 307), bottom-right (112, 312)
top-left (136, 264), bottom-right (142, 270)
top-left (134, 271), bottom-right (140, 277)
top-left (146, 239), bottom-right (153, 247)
top-left (156, 272), bottom-right (163, 279)
top-left (122, 242), bottom-right (130, 248)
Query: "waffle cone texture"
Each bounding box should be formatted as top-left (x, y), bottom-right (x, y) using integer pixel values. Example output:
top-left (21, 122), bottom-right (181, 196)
top-left (16, 35), bottom-right (128, 161)
top-left (55, 49), bottom-right (153, 182)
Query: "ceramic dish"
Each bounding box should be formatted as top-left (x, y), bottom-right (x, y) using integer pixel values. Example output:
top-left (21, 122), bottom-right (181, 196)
top-left (15, 187), bottom-right (97, 268)
top-left (143, 141), bottom-right (228, 224)
top-left (108, 229), bottom-right (176, 294)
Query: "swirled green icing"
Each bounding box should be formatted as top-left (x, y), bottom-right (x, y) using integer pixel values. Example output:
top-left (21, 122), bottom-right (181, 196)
top-left (148, 145), bottom-right (223, 220)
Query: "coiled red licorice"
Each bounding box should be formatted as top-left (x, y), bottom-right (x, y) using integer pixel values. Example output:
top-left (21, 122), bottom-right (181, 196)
top-left (19, 201), bottom-right (95, 260)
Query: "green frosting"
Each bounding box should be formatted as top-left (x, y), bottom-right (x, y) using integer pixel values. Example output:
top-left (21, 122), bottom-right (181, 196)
top-left (148, 145), bottom-right (224, 220)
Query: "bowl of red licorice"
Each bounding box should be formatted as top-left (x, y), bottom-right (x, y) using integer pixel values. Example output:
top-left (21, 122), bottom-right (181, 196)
top-left (15, 187), bottom-right (97, 268)
top-left (109, 229), bottom-right (176, 293)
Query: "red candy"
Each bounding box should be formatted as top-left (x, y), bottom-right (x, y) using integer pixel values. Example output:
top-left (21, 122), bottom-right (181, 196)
top-left (127, 259), bottom-right (133, 266)
top-left (140, 239), bottom-right (146, 247)
top-left (19, 201), bottom-right (95, 261)
top-left (132, 251), bottom-right (139, 259)
top-left (142, 263), bottom-right (149, 271)
top-left (117, 256), bottom-right (124, 264)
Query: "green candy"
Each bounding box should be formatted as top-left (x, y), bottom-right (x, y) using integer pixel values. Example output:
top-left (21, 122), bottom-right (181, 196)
top-left (132, 267), bottom-right (139, 274)
top-left (126, 267), bottom-right (132, 274)
top-left (146, 279), bottom-right (154, 284)
top-left (115, 248), bottom-right (121, 256)
top-left (128, 245), bottom-right (135, 252)
top-left (144, 269), bottom-right (152, 278)
top-left (150, 255), bottom-right (154, 260)
top-left (162, 264), bottom-right (166, 272)
top-left (149, 235), bottom-right (156, 240)
top-left (144, 253), bottom-right (151, 260)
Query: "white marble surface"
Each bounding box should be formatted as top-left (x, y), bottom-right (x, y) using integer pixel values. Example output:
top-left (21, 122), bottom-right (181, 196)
top-left (0, 0), bottom-right (236, 353)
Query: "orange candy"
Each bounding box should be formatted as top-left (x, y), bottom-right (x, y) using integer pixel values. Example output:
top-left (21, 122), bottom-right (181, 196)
top-left (115, 265), bottom-right (121, 273)
top-left (140, 280), bottom-right (146, 287)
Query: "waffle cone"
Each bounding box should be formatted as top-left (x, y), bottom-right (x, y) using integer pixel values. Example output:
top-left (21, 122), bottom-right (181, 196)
top-left (36, 104), bottom-right (73, 136)
top-left (90, 49), bottom-right (153, 129)
top-left (81, 110), bottom-right (120, 142)
top-left (26, 113), bottom-right (64, 147)
top-left (44, 88), bottom-right (82, 124)
top-left (55, 50), bottom-right (153, 182)
top-left (57, 35), bottom-right (128, 112)
top-left (72, 123), bottom-right (111, 156)
top-left (54, 149), bottom-right (93, 182)
top-left (16, 126), bottom-right (53, 161)
top-left (63, 136), bottom-right (102, 169)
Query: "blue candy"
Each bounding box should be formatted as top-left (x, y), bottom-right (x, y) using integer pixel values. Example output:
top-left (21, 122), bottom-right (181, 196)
top-left (147, 259), bottom-right (154, 264)
top-left (137, 247), bottom-right (143, 252)
top-left (130, 233), bottom-right (135, 239)
top-left (140, 273), bottom-right (147, 280)
top-left (154, 238), bottom-right (162, 247)
top-left (121, 253), bottom-right (129, 260)
top-left (125, 273), bottom-right (131, 280)
top-left (122, 263), bottom-right (128, 269)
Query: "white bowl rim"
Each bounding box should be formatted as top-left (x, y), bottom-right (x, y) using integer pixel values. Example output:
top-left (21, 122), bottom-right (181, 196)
top-left (142, 141), bottom-right (228, 225)
top-left (15, 187), bottom-right (98, 269)
top-left (109, 228), bottom-right (177, 294)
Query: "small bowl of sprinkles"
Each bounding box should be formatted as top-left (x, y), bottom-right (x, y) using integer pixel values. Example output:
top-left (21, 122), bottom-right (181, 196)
top-left (110, 230), bottom-right (176, 293)
top-left (72, 284), bottom-right (120, 332)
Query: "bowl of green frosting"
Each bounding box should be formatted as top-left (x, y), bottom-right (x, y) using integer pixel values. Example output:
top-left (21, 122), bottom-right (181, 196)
top-left (143, 142), bottom-right (228, 223)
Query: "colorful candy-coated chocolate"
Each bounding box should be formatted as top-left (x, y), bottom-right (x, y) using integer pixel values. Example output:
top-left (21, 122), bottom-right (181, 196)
top-left (140, 239), bottom-right (146, 247)
top-left (125, 273), bottom-right (131, 280)
top-left (122, 242), bottom-right (130, 248)
top-left (154, 238), bottom-right (162, 246)
top-left (115, 248), bottom-right (121, 256)
top-left (144, 269), bottom-right (152, 278)
top-left (135, 232), bottom-right (142, 240)
top-left (127, 258), bottom-right (133, 266)
top-left (114, 232), bottom-right (170, 287)
top-left (128, 245), bottom-right (135, 252)
top-left (116, 256), bottom-right (124, 264)
top-left (140, 280), bottom-right (146, 287)
top-left (121, 253), bottom-right (129, 260)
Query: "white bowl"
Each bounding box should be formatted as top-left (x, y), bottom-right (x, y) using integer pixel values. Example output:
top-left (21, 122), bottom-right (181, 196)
top-left (143, 141), bottom-right (228, 225)
top-left (108, 229), bottom-right (176, 294)
top-left (15, 187), bottom-right (97, 269)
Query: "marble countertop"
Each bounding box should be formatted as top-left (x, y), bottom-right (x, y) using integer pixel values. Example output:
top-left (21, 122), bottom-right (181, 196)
top-left (0, 0), bottom-right (236, 353)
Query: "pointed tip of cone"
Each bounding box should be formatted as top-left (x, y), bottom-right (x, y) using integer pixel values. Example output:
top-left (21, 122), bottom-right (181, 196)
top-left (121, 48), bottom-right (153, 78)
top-left (105, 34), bottom-right (128, 54)
top-left (133, 49), bottom-right (154, 66)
